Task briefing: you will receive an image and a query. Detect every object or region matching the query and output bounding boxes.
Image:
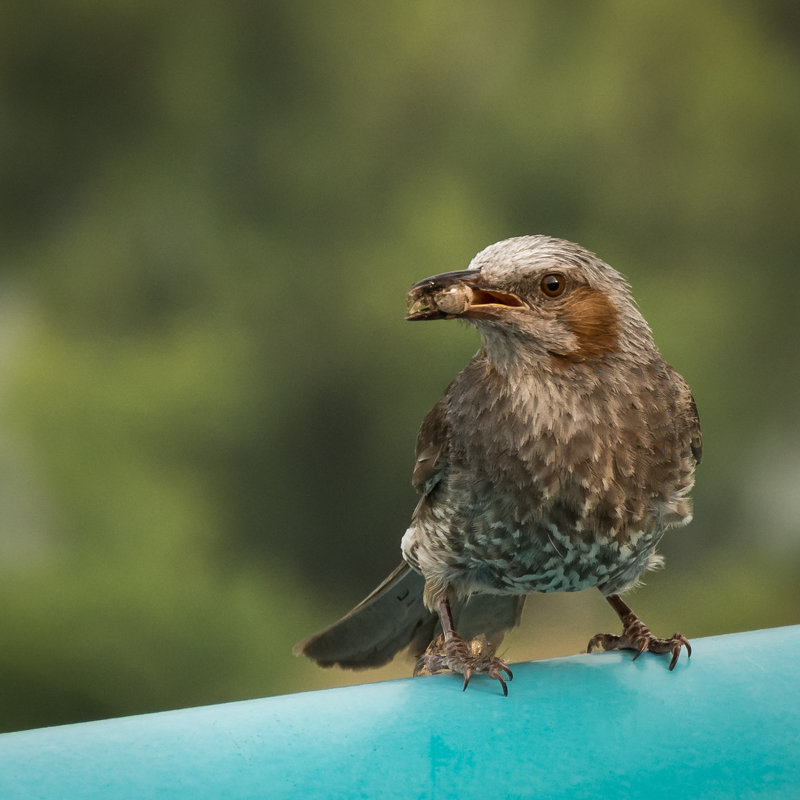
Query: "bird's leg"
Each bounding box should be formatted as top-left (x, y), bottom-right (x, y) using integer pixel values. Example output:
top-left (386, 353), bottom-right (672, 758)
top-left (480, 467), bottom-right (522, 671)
top-left (588, 593), bottom-right (691, 670)
top-left (413, 598), bottom-right (513, 696)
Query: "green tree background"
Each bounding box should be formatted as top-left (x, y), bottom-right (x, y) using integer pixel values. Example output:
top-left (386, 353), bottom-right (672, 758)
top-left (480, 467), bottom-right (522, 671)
top-left (0, 1), bottom-right (798, 732)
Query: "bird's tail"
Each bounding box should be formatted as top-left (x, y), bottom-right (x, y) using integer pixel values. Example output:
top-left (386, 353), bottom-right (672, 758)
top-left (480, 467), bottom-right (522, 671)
top-left (294, 563), bottom-right (525, 670)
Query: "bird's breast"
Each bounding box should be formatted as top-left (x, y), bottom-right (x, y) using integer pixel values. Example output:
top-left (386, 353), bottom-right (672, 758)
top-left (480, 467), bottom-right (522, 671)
top-left (409, 365), bottom-right (688, 591)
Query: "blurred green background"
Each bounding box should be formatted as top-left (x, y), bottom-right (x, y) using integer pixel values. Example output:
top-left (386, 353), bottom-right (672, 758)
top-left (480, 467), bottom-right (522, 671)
top-left (0, 0), bottom-right (798, 733)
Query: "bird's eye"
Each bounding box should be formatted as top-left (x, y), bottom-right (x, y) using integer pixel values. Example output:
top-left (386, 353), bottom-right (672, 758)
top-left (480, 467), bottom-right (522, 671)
top-left (540, 273), bottom-right (566, 297)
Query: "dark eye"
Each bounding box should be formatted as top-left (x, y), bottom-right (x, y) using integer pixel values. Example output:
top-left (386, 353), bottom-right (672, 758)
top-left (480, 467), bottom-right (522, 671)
top-left (540, 273), bottom-right (566, 297)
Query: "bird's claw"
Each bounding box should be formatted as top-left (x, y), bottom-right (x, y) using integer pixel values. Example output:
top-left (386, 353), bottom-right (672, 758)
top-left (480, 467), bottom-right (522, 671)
top-left (414, 633), bottom-right (513, 696)
top-left (588, 618), bottom-right (691, 671)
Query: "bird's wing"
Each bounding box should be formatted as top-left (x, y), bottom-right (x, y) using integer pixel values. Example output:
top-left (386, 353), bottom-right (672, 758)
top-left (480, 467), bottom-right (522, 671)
top-left (669, 365), bottom-right (702, 465)
top-left (412, 397), bottom-right (449, 494)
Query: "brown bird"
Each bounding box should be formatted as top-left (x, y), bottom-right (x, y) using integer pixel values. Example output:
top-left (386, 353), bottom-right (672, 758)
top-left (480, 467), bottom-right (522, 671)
top-left (295, 235), bottom-right (701, 695)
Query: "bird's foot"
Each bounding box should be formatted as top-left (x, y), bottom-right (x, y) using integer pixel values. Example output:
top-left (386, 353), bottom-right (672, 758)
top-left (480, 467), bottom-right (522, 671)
top-left (587, 615), bottom-right (691, 671)
top-left (414, 633), bottom-right (513, 696)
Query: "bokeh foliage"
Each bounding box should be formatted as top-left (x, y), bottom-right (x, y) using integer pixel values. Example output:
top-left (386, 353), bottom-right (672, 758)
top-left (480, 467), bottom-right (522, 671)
top-left (0, 0), bottom-right (798, 732)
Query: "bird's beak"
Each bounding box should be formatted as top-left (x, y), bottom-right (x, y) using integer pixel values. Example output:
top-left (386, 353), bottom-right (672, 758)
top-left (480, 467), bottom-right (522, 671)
top-left (406, 270), bottom-right (526, 321)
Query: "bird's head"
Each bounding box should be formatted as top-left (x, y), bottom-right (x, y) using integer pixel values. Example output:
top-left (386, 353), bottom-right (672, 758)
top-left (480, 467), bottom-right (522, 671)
top-left (406, 236), bottom-right (656, 371)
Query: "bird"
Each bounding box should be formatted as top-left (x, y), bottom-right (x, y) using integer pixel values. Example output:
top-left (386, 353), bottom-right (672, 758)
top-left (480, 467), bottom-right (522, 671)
top-left (294, 235), bottom-right (701, 695)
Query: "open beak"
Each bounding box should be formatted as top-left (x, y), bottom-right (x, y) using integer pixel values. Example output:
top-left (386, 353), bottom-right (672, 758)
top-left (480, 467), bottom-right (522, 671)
top-left (406, 269), bottom-right (526, 321)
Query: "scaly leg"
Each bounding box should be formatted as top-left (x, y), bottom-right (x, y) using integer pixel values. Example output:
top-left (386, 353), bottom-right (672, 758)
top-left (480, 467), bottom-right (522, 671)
top-left (588, 593), bottom-right (691, 671)
top-left (413, 598), bottom-right (513, 696)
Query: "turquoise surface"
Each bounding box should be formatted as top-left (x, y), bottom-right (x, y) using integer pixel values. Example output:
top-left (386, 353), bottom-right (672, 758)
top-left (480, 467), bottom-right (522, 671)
top-left (1, 626), bottom-right (798, 799)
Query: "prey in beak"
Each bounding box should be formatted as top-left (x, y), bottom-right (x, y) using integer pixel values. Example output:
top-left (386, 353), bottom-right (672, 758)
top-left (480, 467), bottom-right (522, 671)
top-left (406, 270), bottom-right (526, 321)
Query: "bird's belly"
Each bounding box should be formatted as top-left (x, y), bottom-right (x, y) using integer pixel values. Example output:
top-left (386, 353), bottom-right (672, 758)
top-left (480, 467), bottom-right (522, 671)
top-left (474, 526), bottom-right (661, 595)
top-left (403, 512), bottom-right (662, 598)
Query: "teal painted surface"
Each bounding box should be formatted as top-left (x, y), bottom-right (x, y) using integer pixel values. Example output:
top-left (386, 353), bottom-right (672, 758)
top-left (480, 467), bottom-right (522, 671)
top-left (0, 626), bottom-right (798, 799)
